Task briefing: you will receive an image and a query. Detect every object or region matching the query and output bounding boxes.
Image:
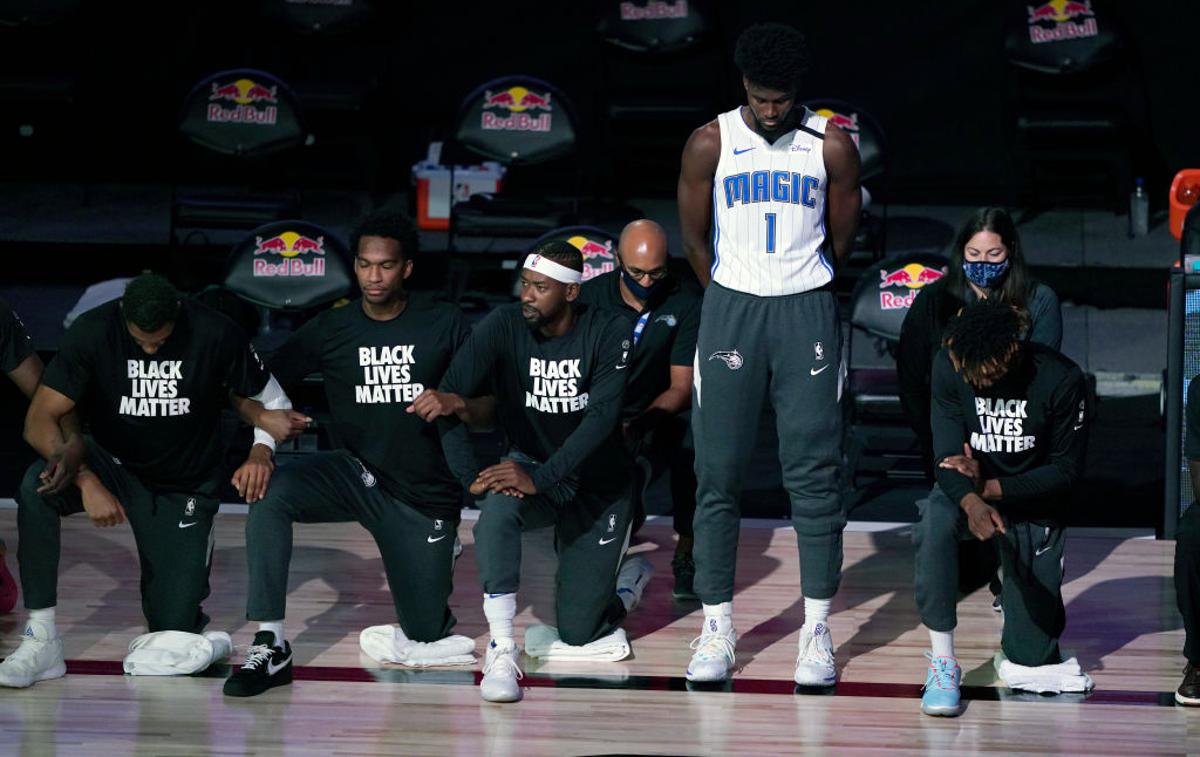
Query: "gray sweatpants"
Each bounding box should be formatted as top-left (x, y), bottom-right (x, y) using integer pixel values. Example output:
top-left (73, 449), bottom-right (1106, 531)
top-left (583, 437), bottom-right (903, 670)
top-left (914, 485), bottom-right (1066, 667)
top-left (473, 452), bottom-right (632, 646)
top-left (692, 282), bottom-right (845, 604)
top-left (245, 450), bottom-right (459, 642)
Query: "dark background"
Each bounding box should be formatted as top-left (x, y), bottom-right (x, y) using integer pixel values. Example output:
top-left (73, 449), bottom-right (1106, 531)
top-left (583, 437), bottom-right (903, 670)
top-left (1, 0), bottom-right (1195, 202)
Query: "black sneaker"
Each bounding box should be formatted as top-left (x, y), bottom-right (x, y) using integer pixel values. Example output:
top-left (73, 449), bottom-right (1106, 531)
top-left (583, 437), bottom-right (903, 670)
top-left (1177, 662), bottom-right (1200, 706)
top-left (672, 553), bottom-right (699, 601)
top-left (223, 631), bottom-right (293, 697)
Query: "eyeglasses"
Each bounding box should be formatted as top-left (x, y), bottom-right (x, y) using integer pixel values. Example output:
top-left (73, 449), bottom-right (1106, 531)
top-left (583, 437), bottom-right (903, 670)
top-left (623, 265), bottom-right (669, 281)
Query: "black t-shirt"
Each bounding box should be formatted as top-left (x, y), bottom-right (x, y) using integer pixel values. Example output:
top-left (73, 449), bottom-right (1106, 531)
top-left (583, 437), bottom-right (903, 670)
top-left (931, 342), bottom-right (1088, 516)
top-left (270, 296), bottom-right (468, 517)
top-left (576, 272), bottom-right (701, 419)
top-left (41, 299), bottom-right (270, 491)
top-left (440, 302), bottom-right (630, 494)
top-left (0, 298), bottom-right (34, 373)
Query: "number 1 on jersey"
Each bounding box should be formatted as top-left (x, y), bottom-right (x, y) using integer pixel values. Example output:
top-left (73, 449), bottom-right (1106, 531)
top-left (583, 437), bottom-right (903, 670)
top-left (764, 212), bottom-right (777, 254)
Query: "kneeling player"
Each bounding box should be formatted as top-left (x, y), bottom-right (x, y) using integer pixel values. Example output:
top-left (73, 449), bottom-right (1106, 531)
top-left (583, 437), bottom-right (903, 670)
top-left (414, 241), bottom-right (635, 703)
top-left (1, 274), bottom-right (282, 688)
top-left (914, 299), bottom-right (1091, 716)
top-left (222, 210), bottom-right (482, 696)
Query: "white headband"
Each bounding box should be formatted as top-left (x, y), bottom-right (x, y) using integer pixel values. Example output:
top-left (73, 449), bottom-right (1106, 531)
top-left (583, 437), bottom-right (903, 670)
top-left (523, 253), bottom-right (582, 284)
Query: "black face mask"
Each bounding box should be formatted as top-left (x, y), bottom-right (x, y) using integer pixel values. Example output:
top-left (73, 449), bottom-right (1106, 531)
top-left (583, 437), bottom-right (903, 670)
top-left (621, 268), bottom-right (668, 300)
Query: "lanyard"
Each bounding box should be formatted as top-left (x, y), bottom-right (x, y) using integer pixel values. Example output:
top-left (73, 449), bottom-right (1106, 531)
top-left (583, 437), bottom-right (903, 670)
top-left (631, 309), bottom-right (652, 347)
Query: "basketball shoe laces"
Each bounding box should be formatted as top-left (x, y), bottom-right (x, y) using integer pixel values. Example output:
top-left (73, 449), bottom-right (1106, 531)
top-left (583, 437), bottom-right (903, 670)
top-left (924, 651), bottom-right (957, 690)
top-left (483, 645), bottom-right (523, 681)
top-left (240, 644), bottom-right (274, 671)
top-left (796, 629), bottom-right (834, 669)
top-left (690, 631), bottom-right (736, 665)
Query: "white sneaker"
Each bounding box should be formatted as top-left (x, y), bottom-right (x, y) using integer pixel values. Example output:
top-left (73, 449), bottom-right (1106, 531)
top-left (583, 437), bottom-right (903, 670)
top-left (480, 639), bottom-right (523, 703)
top-left (0, 619), bottom-right (66, 688)
top-left (616, 555), bottom-right (654, 612)
top-left (794, 622), bottom-right (837, 686)
top-left (686, 627), bottom-right (737, 682)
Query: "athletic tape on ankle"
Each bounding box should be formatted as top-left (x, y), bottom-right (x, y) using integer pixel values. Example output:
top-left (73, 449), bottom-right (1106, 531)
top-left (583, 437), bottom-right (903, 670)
top-left (524, 254), bottom-right (582, 284)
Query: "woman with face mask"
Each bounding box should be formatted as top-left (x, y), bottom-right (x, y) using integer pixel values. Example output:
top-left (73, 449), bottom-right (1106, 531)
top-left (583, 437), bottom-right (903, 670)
top-left (897, 207), bottom-right (1062, 481)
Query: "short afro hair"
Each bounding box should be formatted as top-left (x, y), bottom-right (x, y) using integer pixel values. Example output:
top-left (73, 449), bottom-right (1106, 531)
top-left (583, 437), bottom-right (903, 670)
top-left (943, 299), bottom-right (1028, 385)
top-left (734, 23), bottom-right (809, 93)
top-left (122, 273), bottom-right (181, 332)
top-left (350, 208), bottom-right (419, 261)
top-left (528, 240), bottom-right (583, 273)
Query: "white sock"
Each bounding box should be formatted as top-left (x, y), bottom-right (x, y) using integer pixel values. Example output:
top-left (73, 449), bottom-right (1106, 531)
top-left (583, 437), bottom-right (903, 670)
top-left (483, 593), bottom-right (516, 644)
top-left (803, 597), bottom-right (831, 631)
top-left (701, 601), bottom-right (733, 636)
top-left (929, 629), bottom-right (955, 659)
top-left (28, 607), bottom-right (56, 639)
top-left (257, 621), bottom-right (285, 648)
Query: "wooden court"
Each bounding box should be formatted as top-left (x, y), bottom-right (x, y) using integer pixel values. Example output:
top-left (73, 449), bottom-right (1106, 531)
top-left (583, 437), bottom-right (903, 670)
top-left (0, 507), bottom-right (1196, 755)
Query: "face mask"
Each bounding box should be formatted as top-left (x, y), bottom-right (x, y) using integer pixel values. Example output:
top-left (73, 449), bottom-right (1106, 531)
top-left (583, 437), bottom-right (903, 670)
top-left (963, 260), bottom-right (1010, 289)
top-left (621, 268), bottom-right (664, 300)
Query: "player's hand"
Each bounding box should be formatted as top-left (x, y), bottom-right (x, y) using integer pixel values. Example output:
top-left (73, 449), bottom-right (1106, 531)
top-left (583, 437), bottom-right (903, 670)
top-left (37, 436), bottom-right (86, 494)
top-left (78, 473), bottom-right (127, 528)
top-left (962, 496), bottom-right (1006, 541)
top-left (257, 409), bottom-right (312, 442)
top-left (939, 443), bottom-right (982, 492)
top-left (407, 390), bottom-right (465, 422)
top-left (232, 444), bottom-right (275, 503)
top-left (475, 461), bottom-right (538, 496)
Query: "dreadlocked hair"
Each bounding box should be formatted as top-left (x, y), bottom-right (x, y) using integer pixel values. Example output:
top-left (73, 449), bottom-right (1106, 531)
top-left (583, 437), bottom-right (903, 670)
top-left (943, 299), bottom-right (1028, 385)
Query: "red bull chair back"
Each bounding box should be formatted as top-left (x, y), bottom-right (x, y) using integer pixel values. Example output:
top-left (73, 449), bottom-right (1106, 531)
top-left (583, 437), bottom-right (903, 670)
top-left (446, 75), bottom-right (582, 251)
top-left (803, 98), bottom-right (888, 257)
top-left (1003, 0), bottom-right (1141, 210)
top-left (180, 68), bottom-right (307, 157)
top-left (843, 252), bottom-right (949, 485)
top-left (596, 0), bottom-right (708, 53)
top-left (223, 219), bottom-right (353, 316)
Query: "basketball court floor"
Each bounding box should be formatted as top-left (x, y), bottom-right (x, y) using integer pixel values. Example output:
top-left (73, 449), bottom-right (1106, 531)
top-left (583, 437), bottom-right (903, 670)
top-left (0, 505), bottom-right (1194, 755)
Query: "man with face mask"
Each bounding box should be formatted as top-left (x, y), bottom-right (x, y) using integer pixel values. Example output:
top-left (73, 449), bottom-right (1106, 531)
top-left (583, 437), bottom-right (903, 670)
top-left (577, 220), bottom-right (702, 599)
top-left (419, 240), bottom-right (632, 704)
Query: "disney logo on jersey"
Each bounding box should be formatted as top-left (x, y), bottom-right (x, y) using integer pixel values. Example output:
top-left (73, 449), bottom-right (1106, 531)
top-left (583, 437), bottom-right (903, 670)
top-left (708, 350), bottom-right (743, 371)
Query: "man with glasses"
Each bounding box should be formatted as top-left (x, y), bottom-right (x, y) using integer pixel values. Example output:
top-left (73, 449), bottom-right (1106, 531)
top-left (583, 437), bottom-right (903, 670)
top-left (578, 219), bottom-right (702, 599)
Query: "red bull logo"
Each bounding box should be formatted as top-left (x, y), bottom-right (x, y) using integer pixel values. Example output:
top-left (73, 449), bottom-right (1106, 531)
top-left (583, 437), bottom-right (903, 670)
top-left (207, 78), bottom-right (279, 125)
top-left (1026, 0), bottom-right (1098, 44)
top-left (253, 231), bottom-right (326, 277)
top-left (620, 0), bottom-right (688, 20)
top-left (877, 262), bottom-right (945, 310)
top-left (815, 108), bottom-right (860, 148)
top-left (482, 86), bottom-right (553, 132)
top-left (566, 235), bottom-right (615, 281)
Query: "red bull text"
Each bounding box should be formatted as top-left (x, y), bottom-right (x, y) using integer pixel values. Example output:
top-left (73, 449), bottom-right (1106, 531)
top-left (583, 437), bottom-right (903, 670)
top-left (620, 0), bottom-right (688, 21)
top-left (481, 87), bottom-right (553, 132)
top-left (253, 232), bottom-right (326, 277)
top-left (877, 263), bottom-right (945, 310)
top-left (1026, 0), bottom-right (1098, 44)
top-left (207, 79), bottom-right (279, 125)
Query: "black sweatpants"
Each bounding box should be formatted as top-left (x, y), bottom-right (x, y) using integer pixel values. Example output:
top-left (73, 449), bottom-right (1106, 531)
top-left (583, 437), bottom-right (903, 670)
top-left (692, 282), bottom-right (845, 603)
top-left (1175, 503), bottom-right (1200, 664)
top-left (630, 413), bottom-right (696, 539)
top-left (17, 440), bottom-right (218, 633)
top-left (245, 450), bottom-right (459, 643)
top-left (914, 485), bottom-right (1066, 667)
top-left (473, 453), bottom-right (632, 646)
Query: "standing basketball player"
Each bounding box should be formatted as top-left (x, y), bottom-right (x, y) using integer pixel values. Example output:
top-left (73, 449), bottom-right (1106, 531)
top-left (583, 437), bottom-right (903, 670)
top-left (677, 23), bottom-right (861, 684)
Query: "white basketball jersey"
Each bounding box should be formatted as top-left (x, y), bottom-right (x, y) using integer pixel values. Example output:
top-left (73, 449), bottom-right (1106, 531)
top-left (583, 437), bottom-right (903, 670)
top-left (711, 106), bottom-right (831, 297)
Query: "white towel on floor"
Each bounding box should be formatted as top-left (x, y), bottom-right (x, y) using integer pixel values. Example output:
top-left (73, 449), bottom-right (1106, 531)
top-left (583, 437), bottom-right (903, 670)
top-left (995, 653), bottom-right (1095, 694)
top-left (359, 625), bottom-right (475, 667)
top-left (123, 631), bottom-right (232, 676)
top-left (524, 624), bottom-right (631, 661)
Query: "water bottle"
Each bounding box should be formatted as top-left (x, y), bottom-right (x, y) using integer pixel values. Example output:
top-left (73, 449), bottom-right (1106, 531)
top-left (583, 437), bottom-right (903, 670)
top-left (1129, 176), bottom-right (1149, 238)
